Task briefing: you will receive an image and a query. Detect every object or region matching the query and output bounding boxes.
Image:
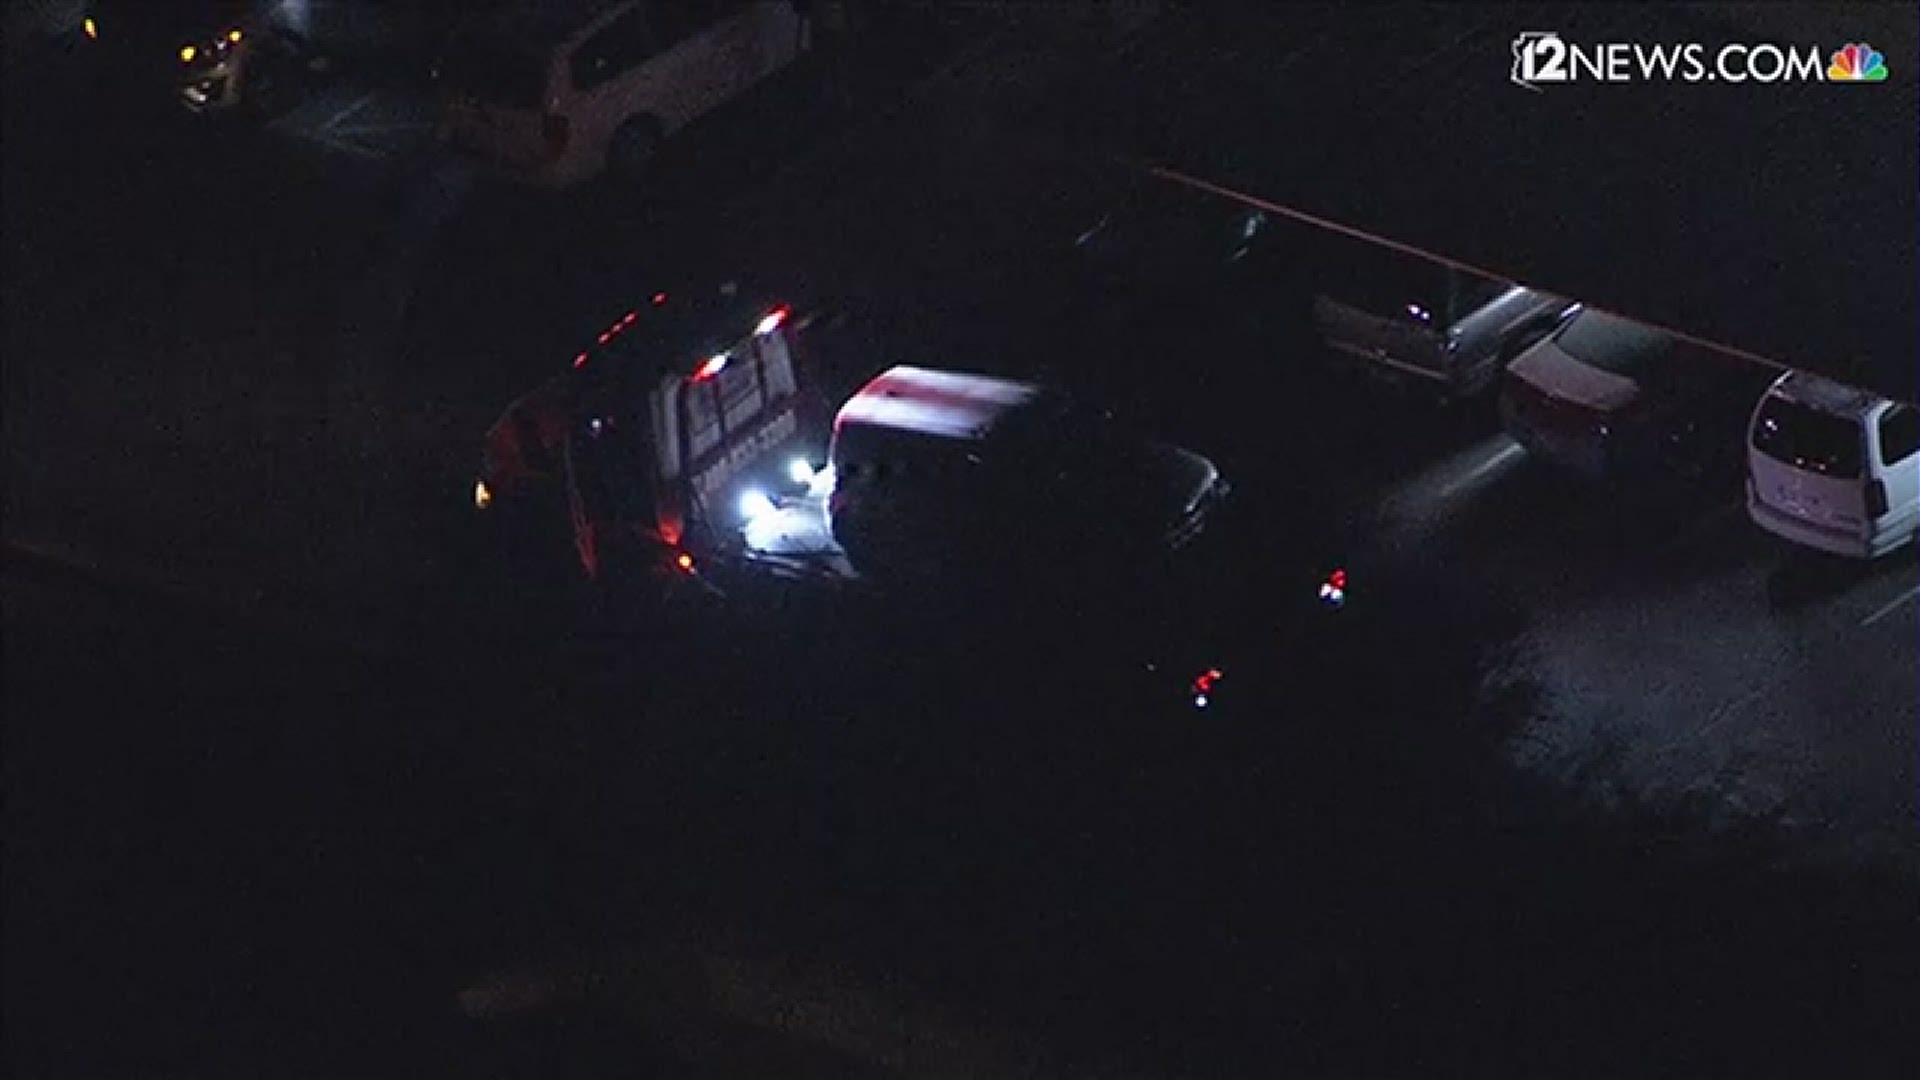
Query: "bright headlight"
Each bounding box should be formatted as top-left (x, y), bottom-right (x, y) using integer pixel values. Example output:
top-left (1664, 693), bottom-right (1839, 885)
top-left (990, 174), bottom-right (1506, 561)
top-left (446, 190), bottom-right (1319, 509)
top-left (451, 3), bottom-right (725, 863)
top-left (738, 489), bottom-right (775, 520)
top-left (473, 479), bottom-right (492, 510)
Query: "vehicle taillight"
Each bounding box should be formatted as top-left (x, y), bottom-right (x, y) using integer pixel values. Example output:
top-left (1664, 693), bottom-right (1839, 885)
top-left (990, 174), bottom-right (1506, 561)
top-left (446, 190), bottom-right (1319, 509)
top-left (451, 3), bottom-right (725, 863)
top-left (541, 114), bottom-right (570, 160)
top-left (1866, 479), bottom-right (1888, 518)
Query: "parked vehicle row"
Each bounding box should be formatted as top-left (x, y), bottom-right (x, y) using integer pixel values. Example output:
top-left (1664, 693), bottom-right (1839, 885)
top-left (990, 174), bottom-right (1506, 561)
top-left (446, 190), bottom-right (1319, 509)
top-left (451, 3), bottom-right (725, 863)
top-left (1492, 305), bottom-right (1918, 558)
top-left (1068, 176), bottom-right (1919, 560)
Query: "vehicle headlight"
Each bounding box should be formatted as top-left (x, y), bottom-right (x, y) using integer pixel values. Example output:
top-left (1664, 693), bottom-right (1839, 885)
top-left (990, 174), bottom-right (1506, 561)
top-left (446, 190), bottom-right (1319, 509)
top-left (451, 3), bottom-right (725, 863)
top-left (738, 488), bottom-right (775, 521)
top-left (473, 479), bottom-right (492, 510)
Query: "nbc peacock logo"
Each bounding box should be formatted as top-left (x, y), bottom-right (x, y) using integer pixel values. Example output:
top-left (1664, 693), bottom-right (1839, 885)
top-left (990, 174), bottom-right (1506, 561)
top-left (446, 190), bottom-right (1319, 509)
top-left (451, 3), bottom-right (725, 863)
top-left (1826, 42), bottom-right (1888, 82)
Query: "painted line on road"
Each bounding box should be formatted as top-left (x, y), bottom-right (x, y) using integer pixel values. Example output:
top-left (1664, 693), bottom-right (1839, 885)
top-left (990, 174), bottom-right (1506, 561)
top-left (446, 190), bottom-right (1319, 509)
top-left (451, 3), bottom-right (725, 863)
top-left (1653, 681), bottom-right (1773, 757)
top-left (306, 134), bottom-right (388, 161)
top-left (1860, 583), bottom-right (1920, 627)
top-left (331, 121), bottom-right (435, 138)
top-left (1437, 439), bottom-right (1526, 499)
top-left (318, 91), bottom-right (377, 133)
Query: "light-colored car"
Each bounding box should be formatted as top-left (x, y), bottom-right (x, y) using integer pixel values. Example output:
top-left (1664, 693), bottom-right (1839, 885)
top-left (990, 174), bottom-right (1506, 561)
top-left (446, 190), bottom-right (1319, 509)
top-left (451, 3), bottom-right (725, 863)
top-left (1746, 371), bottom-right (1920, 558)
top-left (1066, 181), bottom-right (1577, 401)
top-left (1303, 234), bottom-right (1576, 400)
top-left (436, 0), bottom-right (805, 186)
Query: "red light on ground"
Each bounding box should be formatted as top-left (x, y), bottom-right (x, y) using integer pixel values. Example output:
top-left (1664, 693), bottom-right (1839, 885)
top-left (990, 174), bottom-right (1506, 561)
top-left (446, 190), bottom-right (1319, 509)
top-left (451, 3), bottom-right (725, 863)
top-left (597, 331), bottom-right (612, 345)
top-left (652, 292), bottom-right (669, 306)
top-left (1329, 568), bottom-right (1347, 589)
top-left (572, 352), bottom-right (588, 369)
top-left (1192, 667), bottom-right (1224, 693)
top-left (693, 353), bottom-right (728, 381)
top-left (620, 311), bottom-right (637, 326)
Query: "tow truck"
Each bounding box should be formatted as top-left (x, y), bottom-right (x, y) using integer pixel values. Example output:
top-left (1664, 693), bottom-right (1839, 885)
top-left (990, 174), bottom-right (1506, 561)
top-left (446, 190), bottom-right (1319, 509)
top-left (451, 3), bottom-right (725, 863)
top-left (474, 282), bottom-right (842, 604)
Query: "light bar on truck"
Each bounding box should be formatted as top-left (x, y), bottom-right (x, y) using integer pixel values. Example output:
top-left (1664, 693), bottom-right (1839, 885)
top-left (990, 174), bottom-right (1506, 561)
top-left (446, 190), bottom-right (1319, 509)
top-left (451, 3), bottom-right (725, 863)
top-left (755, 305), bottom-right (791, 336)
top-left (694, 353), bottom-right (729, 381)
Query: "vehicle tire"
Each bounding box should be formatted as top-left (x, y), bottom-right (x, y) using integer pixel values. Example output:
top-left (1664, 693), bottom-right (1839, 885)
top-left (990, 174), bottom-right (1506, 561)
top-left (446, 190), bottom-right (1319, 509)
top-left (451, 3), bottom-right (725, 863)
top-left (607, 115), bottom-right (665, 184)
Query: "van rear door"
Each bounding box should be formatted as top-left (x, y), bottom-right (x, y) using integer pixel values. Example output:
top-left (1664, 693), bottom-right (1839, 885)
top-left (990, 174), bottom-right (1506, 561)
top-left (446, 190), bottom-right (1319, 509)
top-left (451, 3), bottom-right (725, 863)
top-left (1750, 394), bottom-right (1870, 531)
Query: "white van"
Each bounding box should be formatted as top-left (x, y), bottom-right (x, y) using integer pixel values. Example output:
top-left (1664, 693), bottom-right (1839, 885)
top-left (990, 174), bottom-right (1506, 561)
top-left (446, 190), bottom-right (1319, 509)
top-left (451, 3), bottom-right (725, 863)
top-left (1746, 371), bottom-right (1920, 558)
top-left (826, 366), bottom-right (1226, 580)
top-left (436, 0), bottom-right (805, 186)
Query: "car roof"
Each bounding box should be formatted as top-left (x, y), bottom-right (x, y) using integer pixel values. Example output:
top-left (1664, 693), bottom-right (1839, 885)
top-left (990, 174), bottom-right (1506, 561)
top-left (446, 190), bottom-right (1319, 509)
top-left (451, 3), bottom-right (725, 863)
top-left (836, 367), bottom-right (1047, 440)
top-left (1768, 371), bottom-right (1891, 421)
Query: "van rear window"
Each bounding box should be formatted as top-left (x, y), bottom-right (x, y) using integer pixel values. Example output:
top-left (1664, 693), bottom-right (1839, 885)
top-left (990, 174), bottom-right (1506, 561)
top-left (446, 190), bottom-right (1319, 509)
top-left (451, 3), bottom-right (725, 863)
top-left (1752, 396), bottom-right (1863, 478)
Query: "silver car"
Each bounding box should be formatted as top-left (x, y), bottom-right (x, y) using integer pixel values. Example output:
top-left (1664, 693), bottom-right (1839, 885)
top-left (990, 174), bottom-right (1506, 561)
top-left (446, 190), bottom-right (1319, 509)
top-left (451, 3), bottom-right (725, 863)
top-left (1303, 229), bottom-right (1577, 400)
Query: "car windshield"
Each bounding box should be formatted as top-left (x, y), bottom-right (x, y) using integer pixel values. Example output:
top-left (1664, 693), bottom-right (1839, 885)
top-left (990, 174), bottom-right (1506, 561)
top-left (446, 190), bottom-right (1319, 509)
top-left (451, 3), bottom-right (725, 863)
top-left (1752, 396), bottom-right (1864, 478)
top-left (1449, 273), bottom-right (1512, 321)
top-left (1553, 311), bottom-right (1673, 377)
top-left (441, 35), bottom-right (547, 108)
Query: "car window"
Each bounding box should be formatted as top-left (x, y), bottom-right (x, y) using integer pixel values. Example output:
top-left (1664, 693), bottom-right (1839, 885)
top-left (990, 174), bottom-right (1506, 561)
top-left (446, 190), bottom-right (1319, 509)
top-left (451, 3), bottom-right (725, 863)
top-left (1752, 396), bottom-right (1864, 479)
top-left (652, 0), bottom-right (747, 50)
top-left (1878, 405), bottom-right (1919, 465)
top-left (1447, 272), bottom-right (1511, 323)
top-left (1552, 311), bottom-right (1673, 377)
top-left (571, 6), bottom-right (656, 91)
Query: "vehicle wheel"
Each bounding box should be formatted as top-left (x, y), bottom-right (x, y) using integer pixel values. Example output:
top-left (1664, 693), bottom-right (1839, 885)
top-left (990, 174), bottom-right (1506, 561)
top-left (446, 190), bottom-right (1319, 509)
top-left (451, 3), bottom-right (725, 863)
top-left (607, 115), bottom-right (664, 184)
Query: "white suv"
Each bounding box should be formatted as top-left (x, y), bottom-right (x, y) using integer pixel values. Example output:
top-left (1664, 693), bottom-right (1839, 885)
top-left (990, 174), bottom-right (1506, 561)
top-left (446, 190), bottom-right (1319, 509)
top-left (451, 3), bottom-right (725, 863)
top-left (1746, 371), bottom-right (1920, 558)
top-left (436, 0), bottom-right (805, 186)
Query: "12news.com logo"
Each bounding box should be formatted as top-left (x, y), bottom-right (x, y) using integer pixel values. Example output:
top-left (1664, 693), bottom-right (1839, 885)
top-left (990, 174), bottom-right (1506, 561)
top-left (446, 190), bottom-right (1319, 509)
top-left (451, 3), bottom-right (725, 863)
top-left (1511, 31), bottom-right (1888, 89)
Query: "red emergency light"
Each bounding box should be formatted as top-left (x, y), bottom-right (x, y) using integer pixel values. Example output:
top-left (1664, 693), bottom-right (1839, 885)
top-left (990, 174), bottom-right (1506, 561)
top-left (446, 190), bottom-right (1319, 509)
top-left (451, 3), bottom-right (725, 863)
top-left (693, 353), bottom-right (728, 381)
top-left (755, 305), bottom-right (791, 336)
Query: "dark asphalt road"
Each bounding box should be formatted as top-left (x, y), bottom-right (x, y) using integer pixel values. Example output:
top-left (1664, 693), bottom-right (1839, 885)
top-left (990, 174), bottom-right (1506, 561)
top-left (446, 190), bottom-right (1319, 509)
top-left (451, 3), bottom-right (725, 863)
top-left (6, 4), bottom-right (1919, 1075)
